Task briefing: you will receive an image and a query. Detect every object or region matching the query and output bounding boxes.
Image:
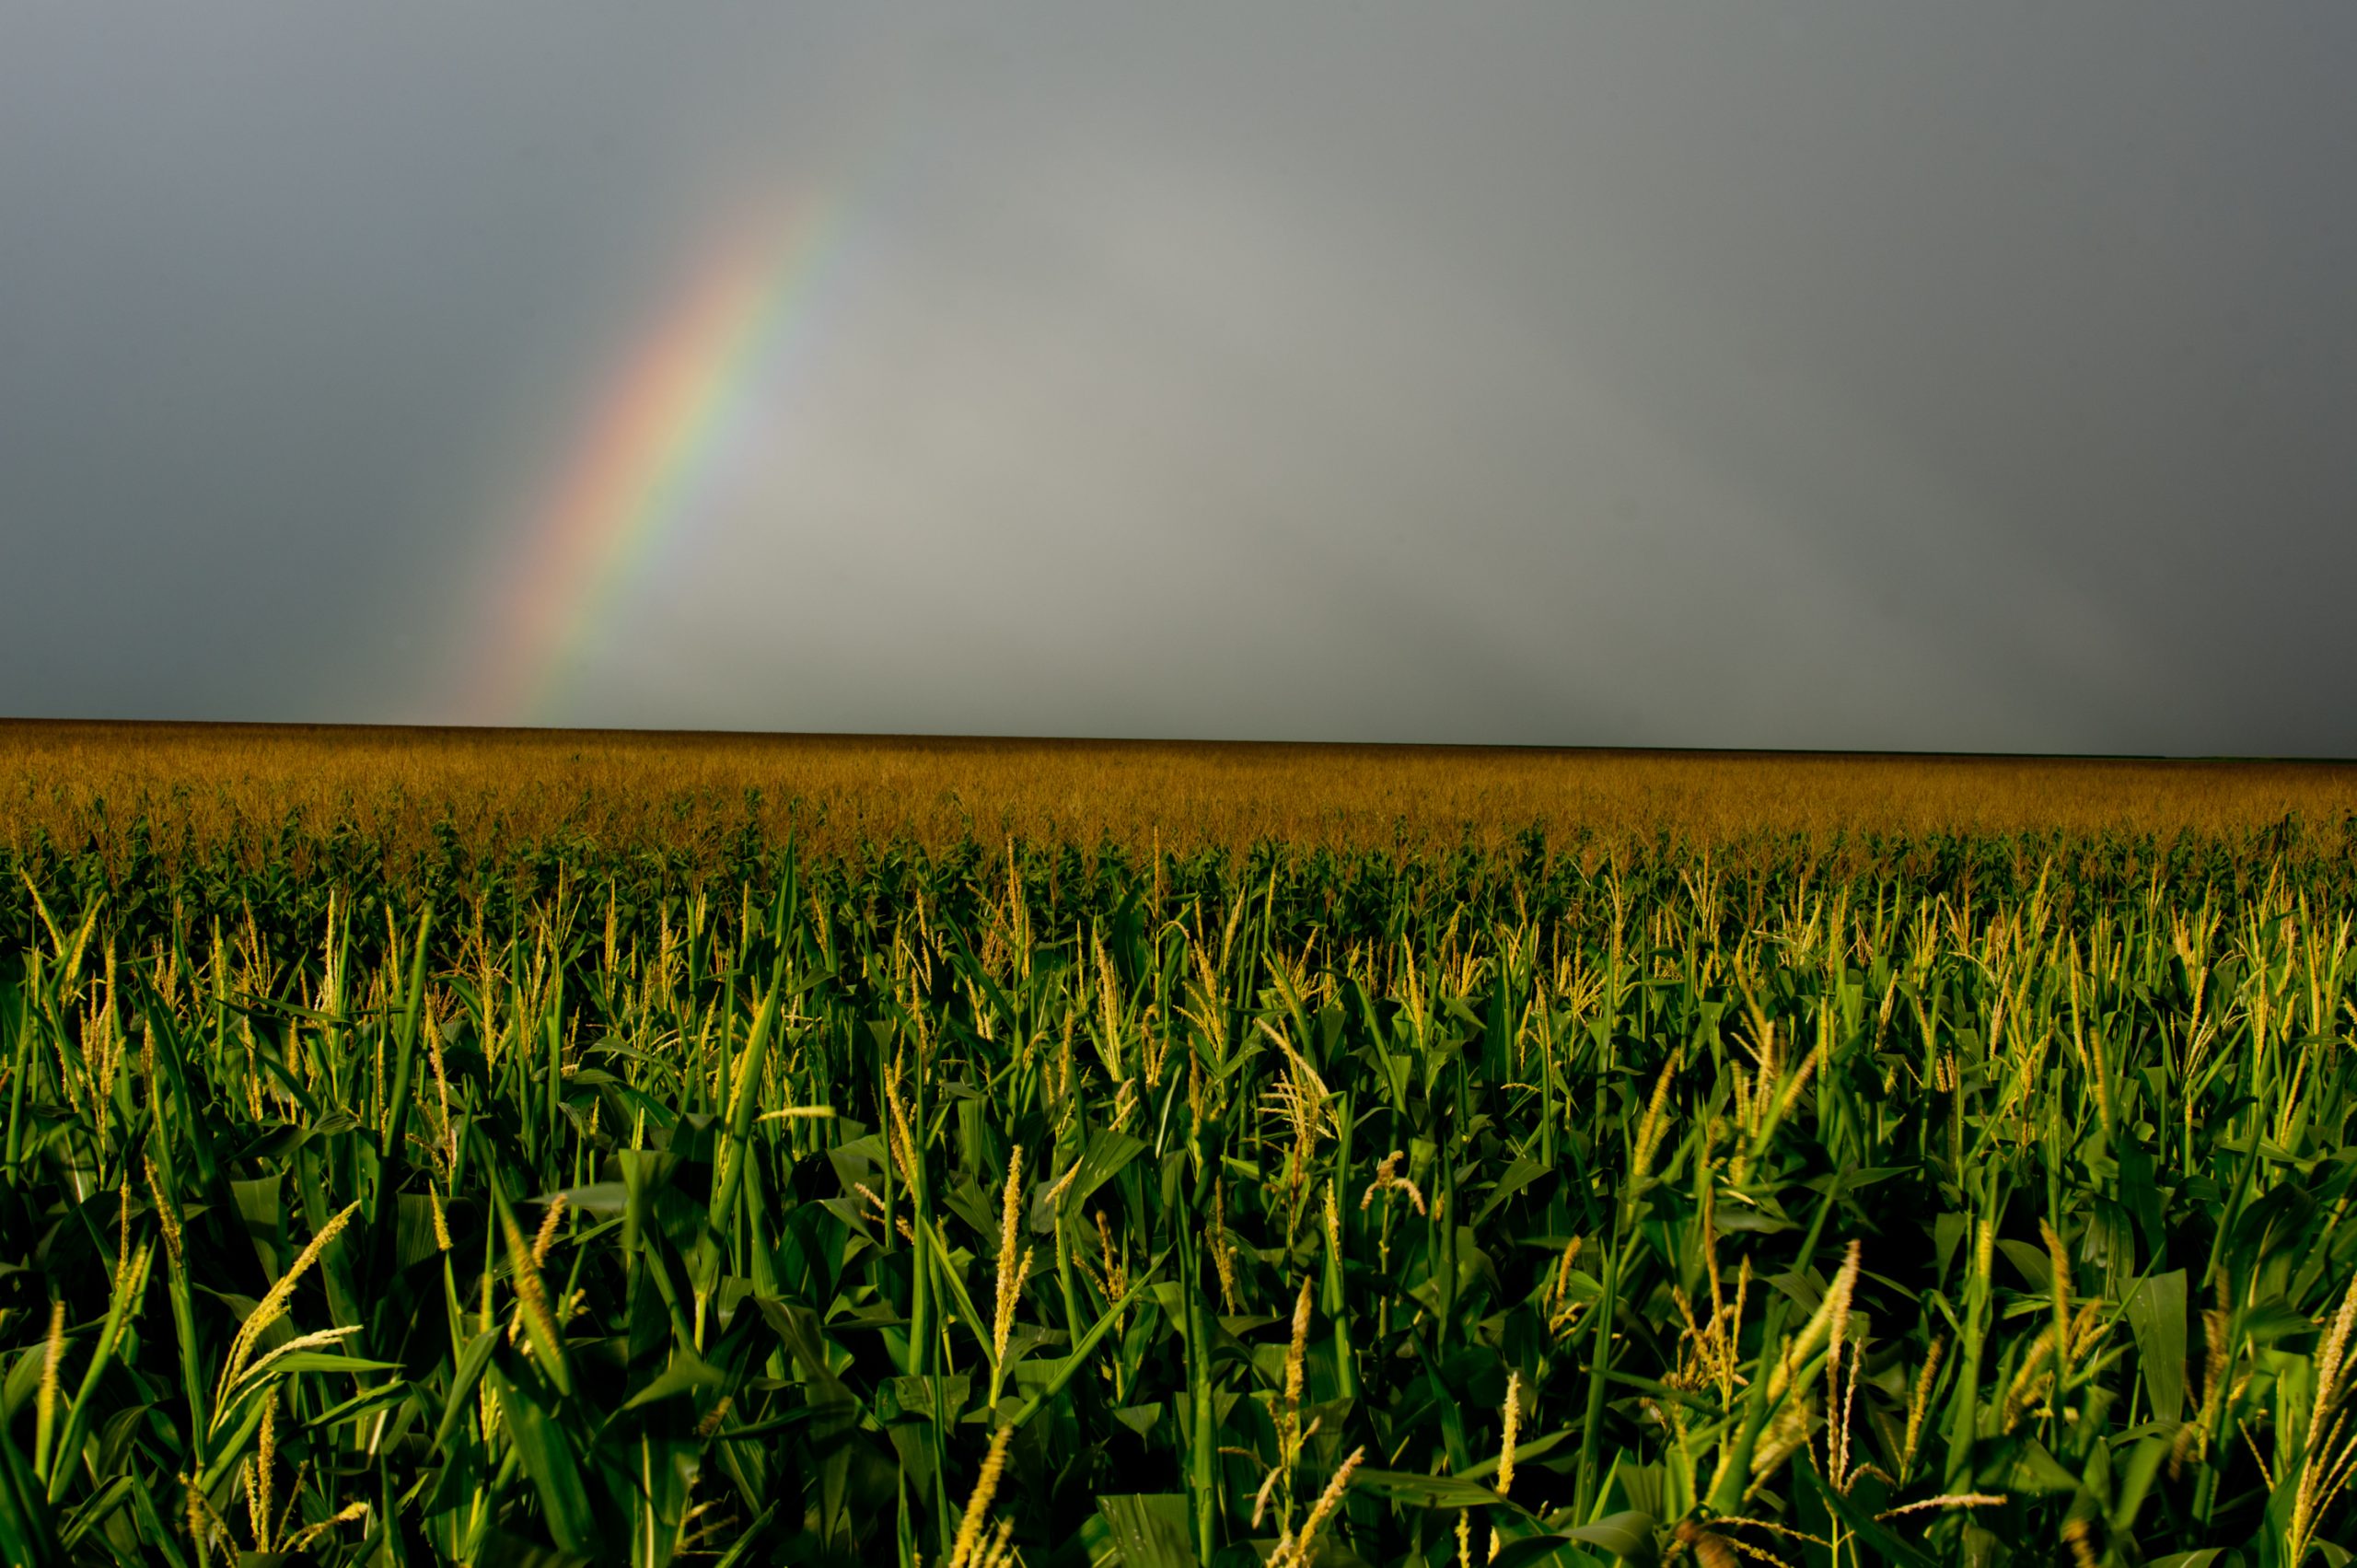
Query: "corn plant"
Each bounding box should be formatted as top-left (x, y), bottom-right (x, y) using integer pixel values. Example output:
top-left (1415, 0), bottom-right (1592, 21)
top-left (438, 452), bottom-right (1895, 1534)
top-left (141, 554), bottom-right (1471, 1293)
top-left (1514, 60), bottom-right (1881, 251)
top-left (3, 825), bottom-right (2356, 1565)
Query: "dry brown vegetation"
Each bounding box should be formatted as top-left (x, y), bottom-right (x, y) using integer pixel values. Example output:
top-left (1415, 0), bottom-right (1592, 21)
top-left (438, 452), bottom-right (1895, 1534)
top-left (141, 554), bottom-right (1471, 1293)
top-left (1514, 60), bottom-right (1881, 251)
top-left (5, 718), bottom-right (2354, 863)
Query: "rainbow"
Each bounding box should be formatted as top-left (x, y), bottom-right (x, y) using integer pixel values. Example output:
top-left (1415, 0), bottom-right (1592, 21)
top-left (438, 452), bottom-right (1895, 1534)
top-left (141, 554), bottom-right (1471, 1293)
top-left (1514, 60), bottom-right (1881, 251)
top-left (470, 206), bottom-right (839, 726)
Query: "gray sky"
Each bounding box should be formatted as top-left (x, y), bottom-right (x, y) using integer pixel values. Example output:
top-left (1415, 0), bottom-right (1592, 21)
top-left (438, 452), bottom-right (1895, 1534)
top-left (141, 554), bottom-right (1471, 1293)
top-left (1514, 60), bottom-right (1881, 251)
top-left (4, 4), bottom-right (2352, 755)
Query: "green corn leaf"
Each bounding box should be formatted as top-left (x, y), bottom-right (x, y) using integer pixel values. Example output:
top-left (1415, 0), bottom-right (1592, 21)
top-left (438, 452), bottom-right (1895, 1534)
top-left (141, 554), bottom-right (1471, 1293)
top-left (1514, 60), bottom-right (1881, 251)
top-left (431, 1328), bottom-right (502, 1453)
top-left (307, 1378), bottom-right (413, 1433)
top-left (1557, 1512), bottom-right (1659, 1562)
top-left (1349, 1469), bottom-right (1512, 1510)
top-left (618, 1351), bottom-right (727, 1412)
top-left (473, 1527), bottom-right (595, 1568)
top-left (1486, 1537), bottom-right (1588, 1568)
top-left (2126, 1270), bottom-right (2188, 1425)
top-left (1095, 1494), bottom-right (1197, 1568)
top-left (1058, 1129), bottom-right (1149, 1219)
top-left (486, 1366), bottom-right (598, 1559)
top-left (1007, 1270), bottom-right (1158, 1430)
top-left (231, 1351), bottom-right (401, 1388)
top-left (1457, 1429), bottom-right (1575, 1483)
top-left (0, 1415), bottom-right (59, 1568)
top-left (55, 1474), bottom-right (134, 1551)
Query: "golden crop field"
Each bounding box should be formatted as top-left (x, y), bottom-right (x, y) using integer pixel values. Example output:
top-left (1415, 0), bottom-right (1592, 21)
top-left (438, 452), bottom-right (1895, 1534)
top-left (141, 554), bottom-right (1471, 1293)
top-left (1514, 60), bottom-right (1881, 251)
top-left (6, 719), bottom-right (2354, 866)
top-left (7, 718), bottom-right (2357, 1567)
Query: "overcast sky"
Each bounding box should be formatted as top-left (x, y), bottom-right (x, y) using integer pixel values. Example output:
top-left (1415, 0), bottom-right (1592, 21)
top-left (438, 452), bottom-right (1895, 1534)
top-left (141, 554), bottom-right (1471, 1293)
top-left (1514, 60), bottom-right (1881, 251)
top-left (4, 4), bottom-right (2352, 755)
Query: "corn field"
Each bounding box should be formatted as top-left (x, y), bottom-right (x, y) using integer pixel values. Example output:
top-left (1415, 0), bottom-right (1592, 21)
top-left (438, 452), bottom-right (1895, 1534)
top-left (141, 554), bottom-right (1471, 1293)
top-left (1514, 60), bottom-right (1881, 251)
top-left (5, 821), bottom-right (2357, 1566)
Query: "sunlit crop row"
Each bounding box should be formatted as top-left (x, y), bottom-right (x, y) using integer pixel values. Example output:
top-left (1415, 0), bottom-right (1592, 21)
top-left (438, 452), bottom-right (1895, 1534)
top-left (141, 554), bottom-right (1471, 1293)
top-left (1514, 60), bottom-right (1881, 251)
top-left (4, 809), bottom-right (2355, 1564)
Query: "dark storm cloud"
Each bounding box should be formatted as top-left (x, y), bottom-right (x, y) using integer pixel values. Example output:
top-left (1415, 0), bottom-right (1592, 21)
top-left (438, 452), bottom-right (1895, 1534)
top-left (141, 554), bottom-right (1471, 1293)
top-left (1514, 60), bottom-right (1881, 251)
top-left (3, 3), bottom-right (2351, 753)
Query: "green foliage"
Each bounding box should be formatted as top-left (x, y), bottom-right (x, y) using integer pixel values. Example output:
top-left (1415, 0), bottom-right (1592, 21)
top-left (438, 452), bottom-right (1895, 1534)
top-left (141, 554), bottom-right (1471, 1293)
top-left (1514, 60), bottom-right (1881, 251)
top-left (3, 829), bottom-right (2357, 1566)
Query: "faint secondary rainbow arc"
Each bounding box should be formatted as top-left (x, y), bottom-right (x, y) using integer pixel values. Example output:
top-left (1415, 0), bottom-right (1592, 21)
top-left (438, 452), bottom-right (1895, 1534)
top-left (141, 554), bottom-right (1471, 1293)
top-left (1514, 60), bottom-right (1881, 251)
top-left (474, 204), bottom-right (842, 726)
